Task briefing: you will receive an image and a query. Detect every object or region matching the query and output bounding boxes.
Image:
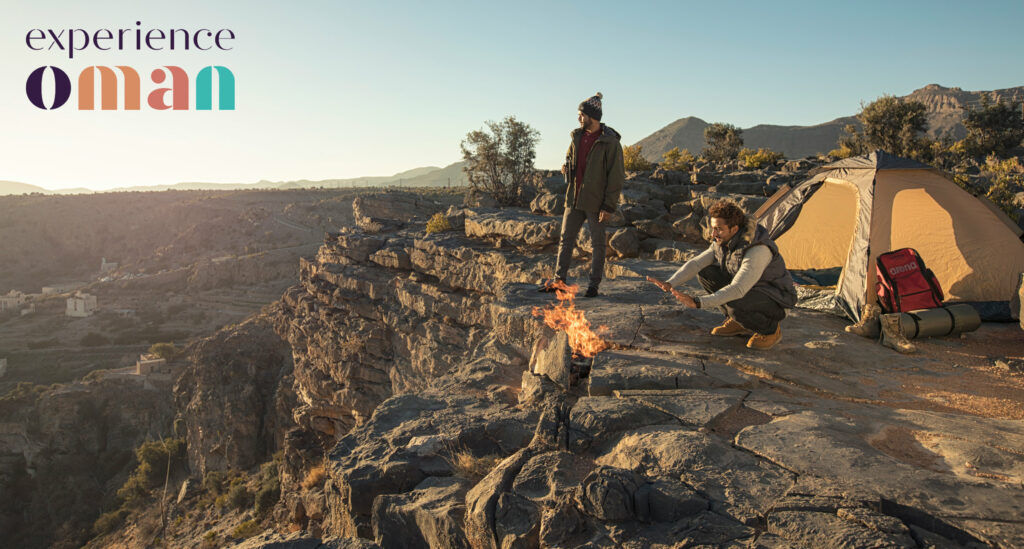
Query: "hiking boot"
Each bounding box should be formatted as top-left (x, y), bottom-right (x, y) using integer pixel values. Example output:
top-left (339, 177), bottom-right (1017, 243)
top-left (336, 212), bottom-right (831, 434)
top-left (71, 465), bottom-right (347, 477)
top-left (879, 313), bottom-right (916, 354)
top-left (746, 325), bottom-right (782, 350)
top-left (538, 278), bottom-right (566, 293)
top-left (583, 285), bottom-right (599, 298)
top-left (845, 303), bottom-right (881, 338)
top-left (710, 317), bottom-right (752, 337)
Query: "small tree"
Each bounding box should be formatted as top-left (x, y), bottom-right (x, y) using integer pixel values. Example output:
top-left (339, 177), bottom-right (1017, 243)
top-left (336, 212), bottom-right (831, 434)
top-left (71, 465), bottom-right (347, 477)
top-left (962, 97), bottom-right (1024, 158)
top-left (148, 342), bottom-right (177, 360)
top-left (702, 123), bottom-right (744, 163)
top-left (661, 147), bottom-right (695, 171)
top-left (460, 116), bottom-right (540, 206)
top-left (623, 144), bottom-right (652, 171)
top-left (840, 95), bottom-right (930, 159)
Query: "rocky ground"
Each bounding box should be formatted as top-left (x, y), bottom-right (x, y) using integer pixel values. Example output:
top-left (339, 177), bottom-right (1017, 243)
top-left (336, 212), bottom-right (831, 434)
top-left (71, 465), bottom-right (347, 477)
top-left (217, 177), bottom-right (1024, 548)
top-left (5, 166), bottom-right (1023, 548)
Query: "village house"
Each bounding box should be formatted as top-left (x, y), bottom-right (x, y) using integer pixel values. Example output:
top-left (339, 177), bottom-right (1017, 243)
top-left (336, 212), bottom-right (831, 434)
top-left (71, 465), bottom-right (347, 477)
top-left (135, 353), bottom-right (169, 376)
top-left (66, 292), bottom-right (98, 317)
top-left (0, 291), bottom-right (26, 313)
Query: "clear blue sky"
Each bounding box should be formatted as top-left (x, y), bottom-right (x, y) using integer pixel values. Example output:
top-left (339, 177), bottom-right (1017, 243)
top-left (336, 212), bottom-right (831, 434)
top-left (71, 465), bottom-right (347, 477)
top-left (1, 0), bottom-right (1022, 190)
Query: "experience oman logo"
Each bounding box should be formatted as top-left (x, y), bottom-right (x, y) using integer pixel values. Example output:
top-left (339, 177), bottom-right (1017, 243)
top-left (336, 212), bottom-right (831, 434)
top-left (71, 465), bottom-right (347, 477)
top-left (24, 21), bottom-right (235, 111)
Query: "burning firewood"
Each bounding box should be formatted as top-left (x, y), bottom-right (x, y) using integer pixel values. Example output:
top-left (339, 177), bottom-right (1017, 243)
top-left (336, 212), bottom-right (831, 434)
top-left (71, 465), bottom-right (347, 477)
top-left (531, 280), bottom-right (610, 358)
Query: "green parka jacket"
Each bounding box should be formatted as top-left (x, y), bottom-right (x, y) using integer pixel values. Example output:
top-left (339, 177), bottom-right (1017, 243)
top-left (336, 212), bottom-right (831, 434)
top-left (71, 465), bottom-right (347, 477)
top-left (564, 124), bottom-right (625, 213)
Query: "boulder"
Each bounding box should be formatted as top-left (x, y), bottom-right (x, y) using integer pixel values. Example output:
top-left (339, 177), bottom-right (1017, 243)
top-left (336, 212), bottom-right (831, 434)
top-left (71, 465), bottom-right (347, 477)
top-left (529, 331), bottom-right (572, 391)
top-left (653, 247), bottom-right (689, 263)
top-left (537, 173), bottom-right (568, 195)
top-left (633, 217), bottom-right (675, 240)
top-left (353, 192), bottom-right (440, 232)
top-left (576, 466), bottom-right (643, 521)
top-left (672, 212), bottom-right (706, 242)
top-left (648, 168), bottom-right (689, 186)
top-left (620, 203), bottom-right (665, 223)
top-left (781, 159), bottom-right (815, 173)
top-left (371, 476), bottom-right (471, 549)
top-left (608, 228), bottom-right (640, 258)
top-left (463, 190), bottom-right (500, 208)
top-left (713, 181), bottom-right (767, 195)
top-left (463, 211), bottom-right (560, 248)
top-left (619, 188), bottom-right (651, 205)
top-left (692, 168), bottom-right (723, 185)
top-left (529, 193), bottom-right (564, 216)
top-left (668, 202), bottom-right (693, 217)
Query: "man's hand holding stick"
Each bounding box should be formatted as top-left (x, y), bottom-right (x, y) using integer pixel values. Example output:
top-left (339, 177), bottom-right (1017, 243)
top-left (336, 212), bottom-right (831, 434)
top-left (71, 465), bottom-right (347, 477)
top-left (646, 276), bottom-right (698, 309)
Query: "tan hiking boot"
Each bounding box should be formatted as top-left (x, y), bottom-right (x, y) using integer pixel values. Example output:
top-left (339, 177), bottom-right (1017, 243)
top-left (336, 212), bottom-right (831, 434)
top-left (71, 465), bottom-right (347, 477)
top-left (747, 325), bottom-right (782, 350)
top-left (879, 313), bottom-right (916, 354)
top-left (845, 303), bottom-right (881, 338)
top-left (711, 317), bottom-right (752, 337)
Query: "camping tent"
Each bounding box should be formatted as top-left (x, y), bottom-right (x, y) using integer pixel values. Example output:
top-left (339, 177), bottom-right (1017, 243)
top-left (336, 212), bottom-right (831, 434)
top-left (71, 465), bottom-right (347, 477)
top-left (757, 151), bottom-right (1024, 321)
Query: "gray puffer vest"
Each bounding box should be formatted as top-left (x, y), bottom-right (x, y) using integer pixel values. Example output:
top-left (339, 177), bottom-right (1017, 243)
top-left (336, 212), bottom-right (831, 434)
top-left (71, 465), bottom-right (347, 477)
top-left (712, 219), bottom-right (797, 308)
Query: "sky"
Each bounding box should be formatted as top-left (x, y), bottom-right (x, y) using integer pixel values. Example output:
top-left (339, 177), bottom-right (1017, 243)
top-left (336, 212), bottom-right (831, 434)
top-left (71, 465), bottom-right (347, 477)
top-left (1, 0), bottom-right (1023, 191)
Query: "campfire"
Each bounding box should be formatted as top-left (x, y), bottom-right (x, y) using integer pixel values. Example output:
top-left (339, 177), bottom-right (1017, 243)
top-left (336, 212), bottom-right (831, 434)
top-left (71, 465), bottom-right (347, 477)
top-left (531, 280), bottom-right (610, 359)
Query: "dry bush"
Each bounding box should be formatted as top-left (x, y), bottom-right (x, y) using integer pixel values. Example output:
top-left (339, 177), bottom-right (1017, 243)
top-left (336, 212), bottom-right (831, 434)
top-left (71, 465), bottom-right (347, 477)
top-left (301, 463), bottom-right (327, 489)
top-left (425, 212), bottom-right (452, 234)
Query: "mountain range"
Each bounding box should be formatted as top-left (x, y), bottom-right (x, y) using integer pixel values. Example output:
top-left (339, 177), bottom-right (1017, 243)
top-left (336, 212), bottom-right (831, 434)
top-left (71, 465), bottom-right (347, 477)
top-left (0, 162), bottom-right (470, 196)
top-left (635, 84), bottom-right (1024, 161)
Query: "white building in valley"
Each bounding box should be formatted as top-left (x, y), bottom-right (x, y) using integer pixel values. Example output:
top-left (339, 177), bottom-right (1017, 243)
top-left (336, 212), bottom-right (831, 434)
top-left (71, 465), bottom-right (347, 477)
top-left (0, 290), bottom-right (25, 313)
top-left (66, 292), bottom-right (98, 317)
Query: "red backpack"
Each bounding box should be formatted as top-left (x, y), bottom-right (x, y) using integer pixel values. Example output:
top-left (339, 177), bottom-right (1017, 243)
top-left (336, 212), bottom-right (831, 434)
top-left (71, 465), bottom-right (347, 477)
top-left (876, 248), bottom-right (944, 313)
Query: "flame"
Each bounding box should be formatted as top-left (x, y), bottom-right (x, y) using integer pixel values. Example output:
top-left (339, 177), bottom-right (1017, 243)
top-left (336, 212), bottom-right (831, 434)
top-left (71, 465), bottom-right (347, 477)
top-left (532, 280), bottom-right (610, 358)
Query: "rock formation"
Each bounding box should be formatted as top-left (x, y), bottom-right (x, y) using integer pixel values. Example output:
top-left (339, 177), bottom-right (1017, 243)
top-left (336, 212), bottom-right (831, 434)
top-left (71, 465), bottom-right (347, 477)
top-left (250, 182), bottom-right (1024, 547)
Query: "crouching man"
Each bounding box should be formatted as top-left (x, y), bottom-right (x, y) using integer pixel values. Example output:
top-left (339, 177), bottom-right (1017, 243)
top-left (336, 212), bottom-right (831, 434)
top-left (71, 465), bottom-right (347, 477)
top-left (648, 200), bottom-right (797, 350)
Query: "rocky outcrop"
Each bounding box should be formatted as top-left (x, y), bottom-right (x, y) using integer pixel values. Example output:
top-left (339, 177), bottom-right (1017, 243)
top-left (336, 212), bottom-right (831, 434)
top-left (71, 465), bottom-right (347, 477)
top-left (263, 184), bottom-right (1024, 548)
top-left (0, 375), bottom-right (176, 548)
top-left (174, 311), bottom-right (295, 476)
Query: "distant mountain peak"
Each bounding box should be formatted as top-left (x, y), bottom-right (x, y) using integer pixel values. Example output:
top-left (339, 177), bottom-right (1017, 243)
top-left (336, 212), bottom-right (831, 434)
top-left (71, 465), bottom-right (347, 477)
top-left (635, 84), bottom-right (1024, 161)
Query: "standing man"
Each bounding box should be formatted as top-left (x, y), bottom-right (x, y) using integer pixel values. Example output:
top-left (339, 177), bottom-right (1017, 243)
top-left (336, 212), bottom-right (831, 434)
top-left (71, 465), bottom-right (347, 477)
top-left (540, 92), bottom-right (625, 298)
top-left (647, 200), bottom-right (797, 350)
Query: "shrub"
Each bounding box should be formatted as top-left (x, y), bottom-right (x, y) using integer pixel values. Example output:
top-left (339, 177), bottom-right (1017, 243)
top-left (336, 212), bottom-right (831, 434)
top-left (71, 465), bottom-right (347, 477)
top-left (738, 147), bottom-right (784, 169)
top-left (92, 508), bottom-right (130, 535)
top-left (301, 464), bottom-right (327, 489)
top-left (230, 519), bottom-right (262, 539)
top-left (982, 156), bottom-right (1024, 220)
top-left (147, 342), bottom-right (177, 361)
top-left (255, 484), bottom-right (280, 516)
top-left (661, 147), bottom-right (695, 171)
top-left (460, 116), bottom-right (540, 206)
top-left (0, 382), bottom-right (48, 403)
top-left (425, 212), bottom-right (452, 235)
top-left (227, 484), bottom-right (253, 510)
top-left (827, 145), bottom-right (857, 160)
top-left (116, 437), bottom-right (187, 507)
top-left (623, 144), bottom-right (652, 171)
top-left (963, 97), bottom-right (1024, 158)
top-left (255, 460), bottom-right (281, 516)
top-left (202, 470), bottom-right (227, 496)
top-left (449, 450), bottom-right (501, 482)
top-left (702, 123), bottom-right (744, 162)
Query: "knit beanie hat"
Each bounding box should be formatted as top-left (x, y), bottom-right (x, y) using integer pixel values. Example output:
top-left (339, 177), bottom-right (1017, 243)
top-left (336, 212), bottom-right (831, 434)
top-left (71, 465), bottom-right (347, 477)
top-left (579, 92), bottom-right (603, 121)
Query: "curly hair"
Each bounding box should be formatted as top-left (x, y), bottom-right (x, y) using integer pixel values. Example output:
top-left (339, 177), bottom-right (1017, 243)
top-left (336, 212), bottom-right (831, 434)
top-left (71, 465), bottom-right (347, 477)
top-left (707, 200), bottom-right (745, 228)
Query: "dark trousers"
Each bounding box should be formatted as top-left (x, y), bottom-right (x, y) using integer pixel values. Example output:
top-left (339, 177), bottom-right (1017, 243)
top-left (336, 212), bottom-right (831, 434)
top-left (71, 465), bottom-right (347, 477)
top-left (698, 265), bottom-right (785, 335)
top-left (554, 208), bottom-right (605, 287)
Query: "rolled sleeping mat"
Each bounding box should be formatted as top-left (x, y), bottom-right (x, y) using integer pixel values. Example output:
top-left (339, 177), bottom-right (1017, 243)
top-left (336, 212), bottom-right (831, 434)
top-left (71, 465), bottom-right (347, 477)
top-left (897, 304), bottom-right (981, 340)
